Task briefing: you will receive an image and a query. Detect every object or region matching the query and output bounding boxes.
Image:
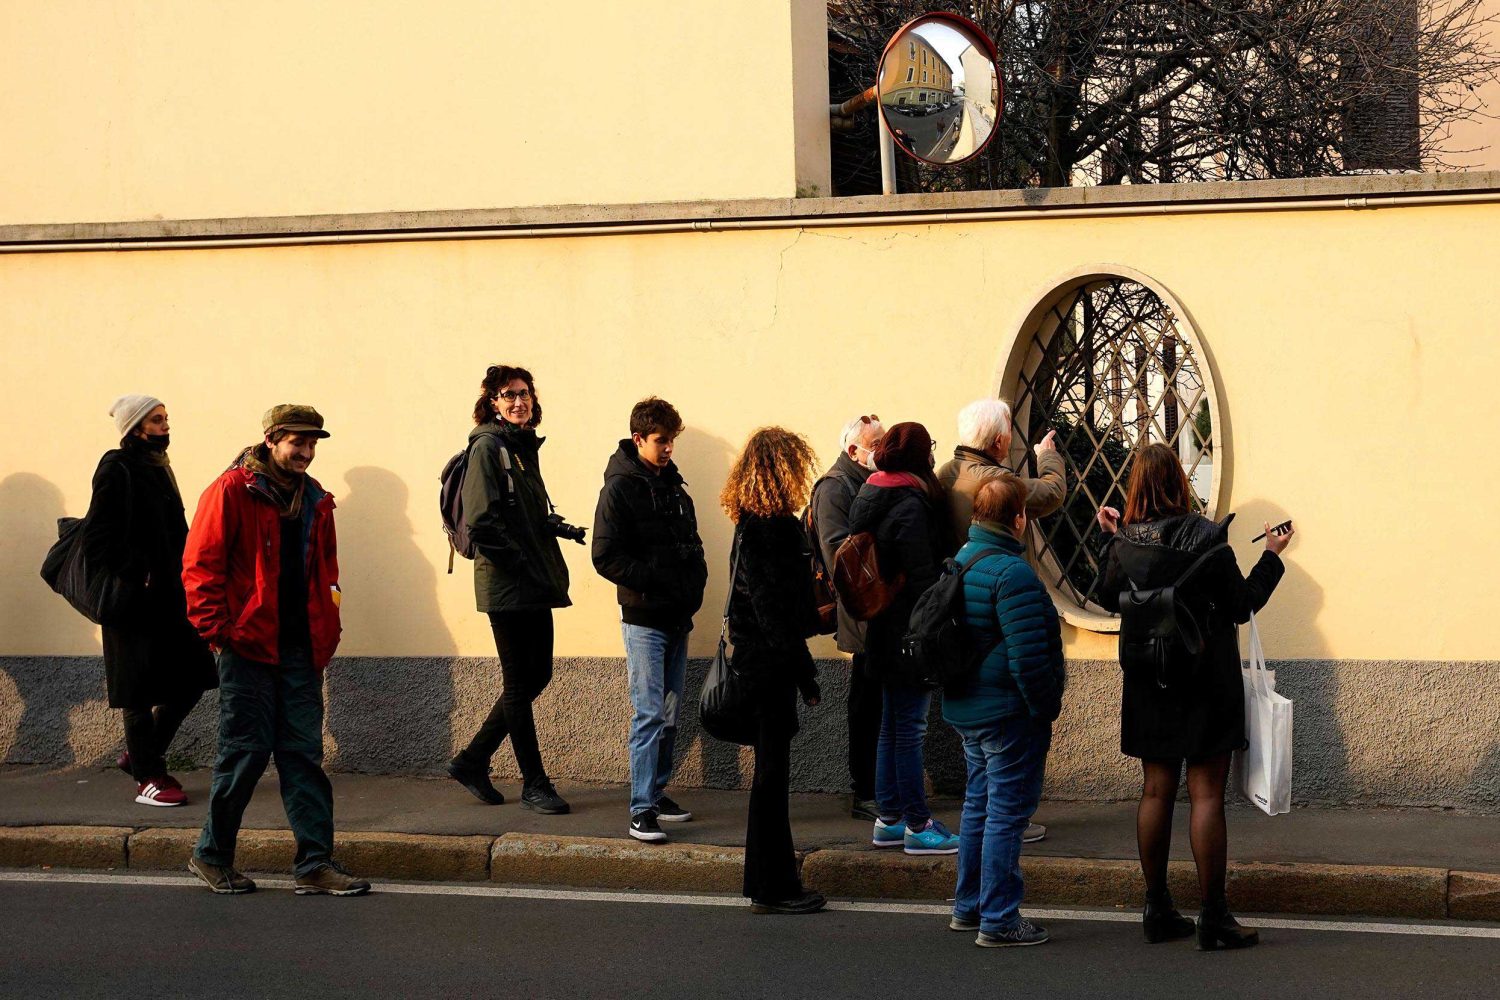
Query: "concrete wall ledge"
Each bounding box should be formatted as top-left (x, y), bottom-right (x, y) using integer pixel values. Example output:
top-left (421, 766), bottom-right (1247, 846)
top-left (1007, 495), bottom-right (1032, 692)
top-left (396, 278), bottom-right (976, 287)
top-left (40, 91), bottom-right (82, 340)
top-left (5, 170), bottom-right (1499, 246)
top-left (0, 826), bottom-right (1485, 921)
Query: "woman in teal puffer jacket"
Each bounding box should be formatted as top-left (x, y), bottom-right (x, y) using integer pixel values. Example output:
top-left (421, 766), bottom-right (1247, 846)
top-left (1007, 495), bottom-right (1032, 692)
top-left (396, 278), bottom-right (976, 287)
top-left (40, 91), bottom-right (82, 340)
top-left (942, 475), bottom-right (1065, 948)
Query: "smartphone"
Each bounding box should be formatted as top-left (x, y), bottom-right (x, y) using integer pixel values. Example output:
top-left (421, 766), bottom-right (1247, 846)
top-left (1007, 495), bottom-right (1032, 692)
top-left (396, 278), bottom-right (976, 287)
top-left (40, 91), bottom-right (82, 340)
top-left (1251, 519), bottom-right (1293, 543)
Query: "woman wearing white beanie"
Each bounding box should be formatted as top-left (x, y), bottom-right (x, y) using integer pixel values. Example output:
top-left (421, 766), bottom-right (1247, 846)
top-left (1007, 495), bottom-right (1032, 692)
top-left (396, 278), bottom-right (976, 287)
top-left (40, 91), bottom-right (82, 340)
top-left (82, 395), bottom-right (217, 806)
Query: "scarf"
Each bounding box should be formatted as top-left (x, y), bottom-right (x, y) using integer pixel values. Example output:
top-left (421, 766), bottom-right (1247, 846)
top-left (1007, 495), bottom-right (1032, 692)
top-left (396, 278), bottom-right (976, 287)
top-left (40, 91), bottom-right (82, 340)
top-left (122, 433), bottom-right (180, 497)
top-left (237, 443), bottom-right (306, 520)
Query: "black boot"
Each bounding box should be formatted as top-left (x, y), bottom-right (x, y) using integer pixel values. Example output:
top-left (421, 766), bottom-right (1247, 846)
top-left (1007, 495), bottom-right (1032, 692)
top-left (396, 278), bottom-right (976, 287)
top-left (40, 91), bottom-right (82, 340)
top-left (1196, 899), bottom-right (1260, 951)
top-left (1143, 890), bottom-right (1195, 944)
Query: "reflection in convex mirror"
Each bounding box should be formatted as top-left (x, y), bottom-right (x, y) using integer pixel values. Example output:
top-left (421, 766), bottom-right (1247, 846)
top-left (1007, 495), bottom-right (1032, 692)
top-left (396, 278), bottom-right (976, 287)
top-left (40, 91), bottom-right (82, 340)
top-left (878, 14), bottom-right (1001, 166)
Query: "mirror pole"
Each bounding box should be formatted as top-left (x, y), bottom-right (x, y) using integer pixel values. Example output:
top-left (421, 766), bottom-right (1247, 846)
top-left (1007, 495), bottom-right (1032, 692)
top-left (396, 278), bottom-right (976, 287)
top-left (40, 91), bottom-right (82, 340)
top-left (879, 125), bottom-right (896, 195)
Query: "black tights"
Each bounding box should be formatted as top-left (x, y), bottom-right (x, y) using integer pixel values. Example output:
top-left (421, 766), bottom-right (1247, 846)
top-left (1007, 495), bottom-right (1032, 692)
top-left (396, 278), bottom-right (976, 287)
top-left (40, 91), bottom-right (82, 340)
top-left (121, 696), bottom-right (202, 782)
top-left (1137, 754), bottom-right (1232, 906)
top-left (460, 609), bottom-right (554, 784)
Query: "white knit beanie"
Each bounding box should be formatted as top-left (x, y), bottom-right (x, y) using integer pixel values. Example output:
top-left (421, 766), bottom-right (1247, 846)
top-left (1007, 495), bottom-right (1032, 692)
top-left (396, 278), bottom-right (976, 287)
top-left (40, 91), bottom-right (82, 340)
top-left (109, 394), bottom-right (164, 436)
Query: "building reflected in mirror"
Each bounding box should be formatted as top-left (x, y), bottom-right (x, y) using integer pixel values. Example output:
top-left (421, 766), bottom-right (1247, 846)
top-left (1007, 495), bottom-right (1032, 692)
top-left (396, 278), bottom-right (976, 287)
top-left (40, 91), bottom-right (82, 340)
top-left (878, 16), bottom-right (1000, 166)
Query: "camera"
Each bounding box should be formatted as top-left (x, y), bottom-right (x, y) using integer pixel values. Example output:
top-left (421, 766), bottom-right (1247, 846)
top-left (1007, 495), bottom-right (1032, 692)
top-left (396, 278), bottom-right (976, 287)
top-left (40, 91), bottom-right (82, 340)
top-left (545, 512), bottom-right (587, 545)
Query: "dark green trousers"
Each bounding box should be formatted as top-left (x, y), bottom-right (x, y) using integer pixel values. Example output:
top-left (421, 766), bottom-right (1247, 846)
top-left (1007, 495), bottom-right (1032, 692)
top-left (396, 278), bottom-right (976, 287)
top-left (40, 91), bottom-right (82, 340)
top-left (194, 649), bottom-right (333, 877)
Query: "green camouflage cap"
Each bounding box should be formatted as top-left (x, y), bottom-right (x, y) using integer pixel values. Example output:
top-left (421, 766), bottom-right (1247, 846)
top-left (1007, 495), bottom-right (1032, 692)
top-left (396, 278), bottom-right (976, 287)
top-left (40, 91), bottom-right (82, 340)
top-left (262, 404), bottom-right (330, 439)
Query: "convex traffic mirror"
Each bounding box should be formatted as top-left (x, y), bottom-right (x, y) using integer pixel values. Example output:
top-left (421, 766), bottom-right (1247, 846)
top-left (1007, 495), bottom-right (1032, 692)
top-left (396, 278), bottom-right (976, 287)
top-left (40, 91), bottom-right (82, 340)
top-left (877, 13), bottom-right (1001, 166)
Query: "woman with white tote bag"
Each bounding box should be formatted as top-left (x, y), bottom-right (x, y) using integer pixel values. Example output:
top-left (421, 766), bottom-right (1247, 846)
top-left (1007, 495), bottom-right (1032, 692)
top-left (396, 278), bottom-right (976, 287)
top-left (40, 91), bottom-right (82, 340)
top-left (1097, 444), bottom-right (1293, 952)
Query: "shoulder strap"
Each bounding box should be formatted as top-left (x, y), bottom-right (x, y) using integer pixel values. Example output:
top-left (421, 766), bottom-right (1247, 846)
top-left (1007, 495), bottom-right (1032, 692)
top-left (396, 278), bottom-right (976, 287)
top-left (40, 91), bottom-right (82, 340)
top-left (957, 546), bottom-right (1007, 576)
top-left (1171, 542), bottom-right (1230, 589)
top-left (719, 529), bottom-right (743, 639)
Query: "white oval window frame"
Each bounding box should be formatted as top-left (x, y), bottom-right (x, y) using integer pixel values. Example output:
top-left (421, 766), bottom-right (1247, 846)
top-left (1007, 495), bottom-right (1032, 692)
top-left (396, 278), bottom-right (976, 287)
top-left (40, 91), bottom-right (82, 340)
top-left (994, 264), bottom-right (1227, 633)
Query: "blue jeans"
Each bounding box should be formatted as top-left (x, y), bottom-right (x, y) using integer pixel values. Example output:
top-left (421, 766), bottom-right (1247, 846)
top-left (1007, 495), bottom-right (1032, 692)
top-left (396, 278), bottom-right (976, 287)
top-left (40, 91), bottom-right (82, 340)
top-left (622, 622), bottom-right (689, 816)
top-left (875, 682), bottom-right (932, 827)
top-left (952, 716), bottom-right (1053, 933)
top-left (194, 649), bottom-right (334, 878)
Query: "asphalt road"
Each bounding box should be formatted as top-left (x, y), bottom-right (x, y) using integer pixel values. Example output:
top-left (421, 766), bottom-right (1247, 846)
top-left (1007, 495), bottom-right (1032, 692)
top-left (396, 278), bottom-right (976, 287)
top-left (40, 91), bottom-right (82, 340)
top-left (2, 873), bottom-right (1497, 999)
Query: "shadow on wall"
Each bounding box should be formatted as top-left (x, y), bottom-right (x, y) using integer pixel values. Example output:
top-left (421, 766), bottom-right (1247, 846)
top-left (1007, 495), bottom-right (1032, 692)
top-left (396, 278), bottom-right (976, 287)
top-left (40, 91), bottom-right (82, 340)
top-left (0, 473), bottom-right (108, 766)
top-left (323, 466), bottom-right (457, 773)
top-left (672, 427), bottom-right (748, 789)
top-left (1232, 499), bottom-right (1340, 805)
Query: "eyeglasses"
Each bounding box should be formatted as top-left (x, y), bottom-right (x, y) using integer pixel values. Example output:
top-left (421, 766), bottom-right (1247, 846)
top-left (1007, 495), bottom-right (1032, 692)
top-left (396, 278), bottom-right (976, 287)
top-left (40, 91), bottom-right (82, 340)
top-left (498, 389), bottom-right (533, 402)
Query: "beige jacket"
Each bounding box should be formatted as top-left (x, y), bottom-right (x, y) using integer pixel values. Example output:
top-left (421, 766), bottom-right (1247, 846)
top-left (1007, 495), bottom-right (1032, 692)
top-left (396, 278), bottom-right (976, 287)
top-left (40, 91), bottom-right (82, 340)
top-left (936, 445), bottom-right (1067, 550)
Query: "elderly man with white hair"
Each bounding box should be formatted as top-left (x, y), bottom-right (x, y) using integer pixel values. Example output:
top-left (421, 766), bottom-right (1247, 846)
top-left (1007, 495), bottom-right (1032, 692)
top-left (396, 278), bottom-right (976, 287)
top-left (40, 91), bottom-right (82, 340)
top-left (937, 399), bottom-right (1066, 845)
top-left (808, 413), bottom-right (885, 820)
top-left (938, 399), bottom-right (1066, 550)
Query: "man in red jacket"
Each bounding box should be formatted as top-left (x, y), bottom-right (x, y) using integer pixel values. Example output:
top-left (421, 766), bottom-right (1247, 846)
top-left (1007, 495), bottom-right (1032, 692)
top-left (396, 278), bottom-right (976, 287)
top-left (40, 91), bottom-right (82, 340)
top-left (181, 405), bottom-right (369, 896)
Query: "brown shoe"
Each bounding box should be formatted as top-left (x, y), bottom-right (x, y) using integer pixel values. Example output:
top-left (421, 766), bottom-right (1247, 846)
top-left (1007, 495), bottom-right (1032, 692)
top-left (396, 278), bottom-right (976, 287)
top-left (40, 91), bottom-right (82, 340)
top-left (187, 855), bottom-right (256, 894)
top-left (294, 861), bottom-right (371, 897)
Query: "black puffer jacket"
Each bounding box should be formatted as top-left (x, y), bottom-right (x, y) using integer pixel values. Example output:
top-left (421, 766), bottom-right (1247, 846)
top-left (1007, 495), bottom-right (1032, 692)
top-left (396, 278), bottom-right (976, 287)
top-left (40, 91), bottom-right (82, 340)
top-left (81, 438), bottom-right (216, 709)
top-left (726, 514), bottom-right (819, 702)
top-left (591, 440), bottom-right (708, 630)
top-left (462, 421), bottom-right (572, 613)
top-left (846, 479), bottom-right (949, 682)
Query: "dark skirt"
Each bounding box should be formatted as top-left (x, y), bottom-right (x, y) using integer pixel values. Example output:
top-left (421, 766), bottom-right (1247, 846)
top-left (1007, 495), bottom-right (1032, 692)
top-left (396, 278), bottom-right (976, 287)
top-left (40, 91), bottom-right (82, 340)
top-left (103, 610), bottom-right (217, 710)
top-left (1119, 639), bottom-right (1246, 762)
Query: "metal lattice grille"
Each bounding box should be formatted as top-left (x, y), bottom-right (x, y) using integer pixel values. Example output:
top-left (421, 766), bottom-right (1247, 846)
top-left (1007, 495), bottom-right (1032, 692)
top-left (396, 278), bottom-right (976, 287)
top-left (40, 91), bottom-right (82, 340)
top-left (1012, 278), bottom-right (1216, 611)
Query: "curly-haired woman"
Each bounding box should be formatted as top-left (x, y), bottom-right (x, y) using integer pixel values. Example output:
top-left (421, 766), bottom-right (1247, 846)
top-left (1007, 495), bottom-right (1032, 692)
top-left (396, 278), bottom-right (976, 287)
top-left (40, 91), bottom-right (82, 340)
top-left (719, 426), bottom-right (826, 915)
top-left (447, 365), bottom-right (574, 815)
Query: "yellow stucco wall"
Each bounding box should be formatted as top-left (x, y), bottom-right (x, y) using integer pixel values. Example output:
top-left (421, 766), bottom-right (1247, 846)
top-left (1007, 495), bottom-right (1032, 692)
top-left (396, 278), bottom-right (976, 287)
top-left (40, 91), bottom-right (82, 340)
top-left (4, 198), bottom-right (1499, 664)
top-left (0, 0), bottom-right (831, 224)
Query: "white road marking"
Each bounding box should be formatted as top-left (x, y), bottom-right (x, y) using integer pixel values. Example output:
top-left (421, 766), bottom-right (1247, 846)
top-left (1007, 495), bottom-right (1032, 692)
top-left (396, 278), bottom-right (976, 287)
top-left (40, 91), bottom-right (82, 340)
top-left (3, 871), bottom-right (1498, 940)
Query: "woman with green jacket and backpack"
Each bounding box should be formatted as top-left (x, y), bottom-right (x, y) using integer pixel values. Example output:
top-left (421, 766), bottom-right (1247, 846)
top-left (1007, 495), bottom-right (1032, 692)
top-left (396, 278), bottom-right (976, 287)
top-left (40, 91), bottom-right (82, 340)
top-left (447, 365), bottom-right (577, 815)
top-left (943, 475), bottom-right (1065, 948)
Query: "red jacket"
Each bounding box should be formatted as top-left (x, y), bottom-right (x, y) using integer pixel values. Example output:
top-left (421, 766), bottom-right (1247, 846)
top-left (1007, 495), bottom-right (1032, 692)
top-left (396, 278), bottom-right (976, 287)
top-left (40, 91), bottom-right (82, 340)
top-left (182, 464), bottom-right (342, 668)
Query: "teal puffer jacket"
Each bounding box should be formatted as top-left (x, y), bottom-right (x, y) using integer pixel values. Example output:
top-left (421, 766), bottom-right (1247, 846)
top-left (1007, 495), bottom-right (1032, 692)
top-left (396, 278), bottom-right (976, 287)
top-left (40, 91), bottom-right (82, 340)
top-left (941, 523), bottom-right (1066, 728)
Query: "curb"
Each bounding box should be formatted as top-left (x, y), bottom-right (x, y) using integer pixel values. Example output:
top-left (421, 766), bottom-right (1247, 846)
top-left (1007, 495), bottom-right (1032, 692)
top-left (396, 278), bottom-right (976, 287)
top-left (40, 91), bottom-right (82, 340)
top-left (1, 824), bottom-right (1496, 921)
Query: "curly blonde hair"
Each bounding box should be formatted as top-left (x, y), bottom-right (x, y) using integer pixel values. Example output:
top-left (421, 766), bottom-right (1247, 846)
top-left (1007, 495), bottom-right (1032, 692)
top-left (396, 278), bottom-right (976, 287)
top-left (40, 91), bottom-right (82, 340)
top-left (720, 426), bottom-right (819, 522)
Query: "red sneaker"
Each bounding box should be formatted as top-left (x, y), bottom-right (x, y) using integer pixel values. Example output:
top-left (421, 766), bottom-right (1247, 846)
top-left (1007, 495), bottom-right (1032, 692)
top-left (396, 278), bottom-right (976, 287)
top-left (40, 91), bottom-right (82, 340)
top-left (116, 751), bottom-right (132, 776)
top-left (135, 779), bottom-right (187, 807)
top-left (158, 773), bottom-right (183, 791)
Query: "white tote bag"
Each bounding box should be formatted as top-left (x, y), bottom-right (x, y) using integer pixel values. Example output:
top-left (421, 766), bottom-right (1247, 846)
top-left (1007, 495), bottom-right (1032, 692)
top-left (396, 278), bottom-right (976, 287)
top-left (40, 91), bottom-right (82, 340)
top-left (1234, 612), bottom-right (1293, 816)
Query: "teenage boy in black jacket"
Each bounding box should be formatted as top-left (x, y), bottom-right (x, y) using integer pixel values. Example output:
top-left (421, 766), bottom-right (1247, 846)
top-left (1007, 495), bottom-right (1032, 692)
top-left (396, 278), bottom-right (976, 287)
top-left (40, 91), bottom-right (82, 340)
top-left (592, 398), bottom-right (709, 842)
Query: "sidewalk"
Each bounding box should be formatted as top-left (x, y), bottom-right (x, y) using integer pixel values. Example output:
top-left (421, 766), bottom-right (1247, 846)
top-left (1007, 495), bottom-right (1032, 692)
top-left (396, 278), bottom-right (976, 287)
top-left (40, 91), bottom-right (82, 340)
top-left (2, 765), bottom-right (1497, 920)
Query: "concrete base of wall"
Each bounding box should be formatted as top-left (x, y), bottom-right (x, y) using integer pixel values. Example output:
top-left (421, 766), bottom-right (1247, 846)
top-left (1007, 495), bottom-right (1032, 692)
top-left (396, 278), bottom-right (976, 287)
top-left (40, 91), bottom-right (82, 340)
top-left (3, 656), bottom-right (1497, 811)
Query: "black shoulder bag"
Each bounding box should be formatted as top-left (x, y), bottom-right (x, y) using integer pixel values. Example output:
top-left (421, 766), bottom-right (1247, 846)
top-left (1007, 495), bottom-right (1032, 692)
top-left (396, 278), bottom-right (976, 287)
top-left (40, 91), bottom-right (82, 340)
top-left (40, 460), bottom-right (143, 627)
top-left (697, 530), bottom-right (758, 746)
top-left (1118, 542), bottom-right (1229, 689)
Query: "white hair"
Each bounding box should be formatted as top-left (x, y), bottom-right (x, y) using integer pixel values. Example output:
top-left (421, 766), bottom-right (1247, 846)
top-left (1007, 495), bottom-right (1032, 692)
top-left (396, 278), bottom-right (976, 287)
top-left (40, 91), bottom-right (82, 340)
top-left (838, 414), bottom-right (882, 456)
top-left (957, 399), bottom-right (1012, 450)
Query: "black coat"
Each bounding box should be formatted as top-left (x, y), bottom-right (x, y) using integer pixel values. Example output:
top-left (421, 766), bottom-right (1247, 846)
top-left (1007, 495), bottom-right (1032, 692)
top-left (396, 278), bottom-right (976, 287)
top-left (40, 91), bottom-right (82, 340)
top-left (81, 440), bottom-right (216, 709)
top-left (845, 480), bottom-right (948, 682)
top-left (1097, 513), bottom-right (1284, 761)
top-left (727, 514), bottom-right (819, 733)
top-left (590, 440), bottom-right (708, 630)
top-left (810, 453), bottom-right (873, 654)
top-left (463, 421), bottom-right (572, 613)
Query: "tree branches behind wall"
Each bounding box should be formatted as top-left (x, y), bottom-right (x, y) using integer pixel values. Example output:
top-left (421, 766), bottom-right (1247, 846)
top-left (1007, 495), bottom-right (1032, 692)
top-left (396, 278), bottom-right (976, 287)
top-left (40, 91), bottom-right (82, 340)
top-left (828, 1), bottom-right (1500, 194)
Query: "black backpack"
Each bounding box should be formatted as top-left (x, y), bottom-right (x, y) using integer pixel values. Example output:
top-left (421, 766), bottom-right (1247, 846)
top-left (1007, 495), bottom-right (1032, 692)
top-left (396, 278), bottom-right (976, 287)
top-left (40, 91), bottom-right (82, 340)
top-left (1117, 542), bottom-right (1229, 688)
top-left (439, 436), bottom-right (515, 573)
top-left (899, 547), bottom-right (1006, 692)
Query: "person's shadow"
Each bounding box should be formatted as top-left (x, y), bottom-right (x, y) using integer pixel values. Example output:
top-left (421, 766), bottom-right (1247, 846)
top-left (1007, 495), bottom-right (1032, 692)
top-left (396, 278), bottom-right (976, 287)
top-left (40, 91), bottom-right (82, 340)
top-left (0, 473), bottom-right (108, 766)
top-left (673, 428), bottom-right (754, 789)
top-left (323, 467), bottom-right (457, 774)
